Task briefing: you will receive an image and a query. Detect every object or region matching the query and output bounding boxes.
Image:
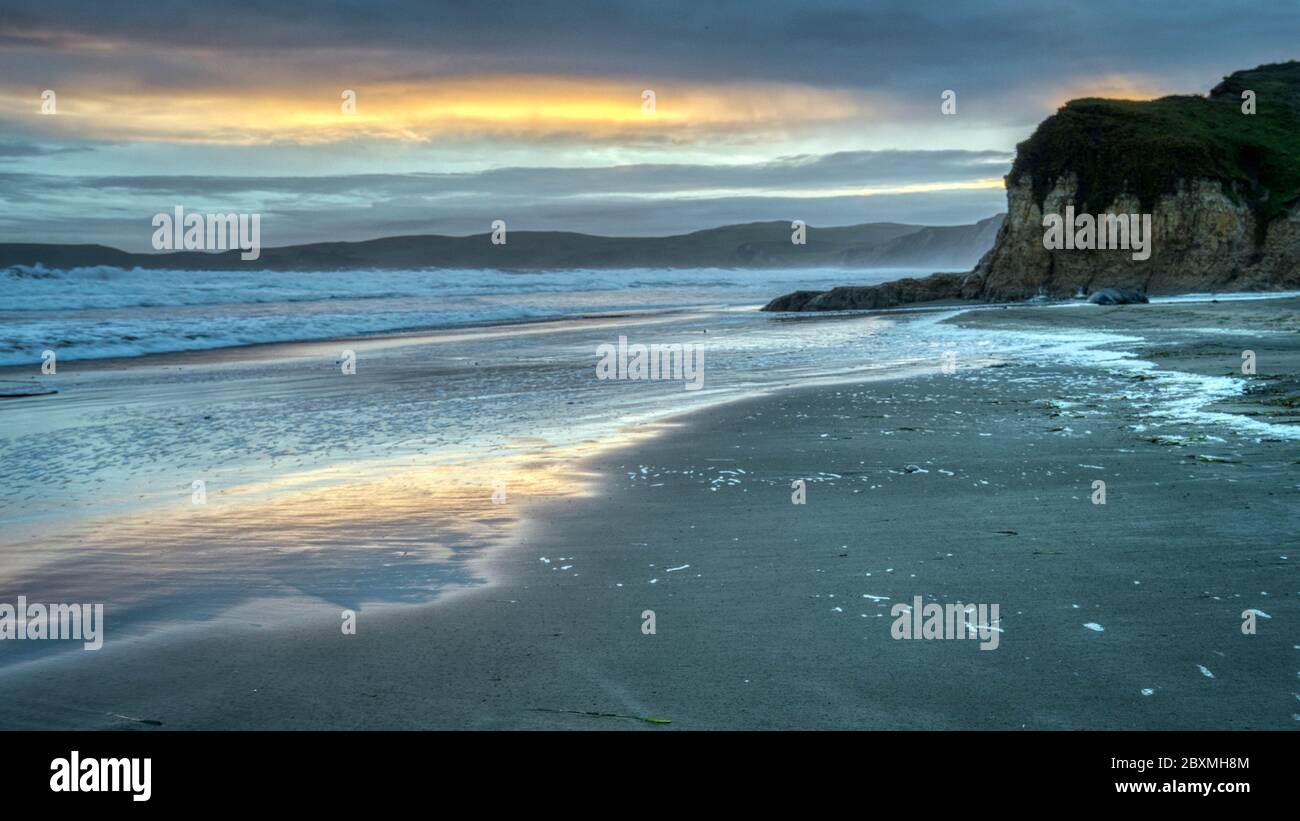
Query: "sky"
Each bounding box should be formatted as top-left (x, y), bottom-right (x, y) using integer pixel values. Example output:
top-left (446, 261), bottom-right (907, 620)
top-left (1, 0), bottom-right (1297, 250)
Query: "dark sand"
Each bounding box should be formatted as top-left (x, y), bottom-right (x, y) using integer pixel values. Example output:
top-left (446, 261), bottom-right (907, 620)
top-left (1, 298), bottom-right (1296, 729)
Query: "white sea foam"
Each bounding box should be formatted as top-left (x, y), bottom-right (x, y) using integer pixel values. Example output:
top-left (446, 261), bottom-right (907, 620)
top-left (0, 265), bottom-right (912, 365)
top-left (930, 307), bottom-right (1300, 442)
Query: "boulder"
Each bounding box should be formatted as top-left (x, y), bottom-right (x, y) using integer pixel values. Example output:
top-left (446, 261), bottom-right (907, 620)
top-left (1087, 288), bottom-right (1149, 305)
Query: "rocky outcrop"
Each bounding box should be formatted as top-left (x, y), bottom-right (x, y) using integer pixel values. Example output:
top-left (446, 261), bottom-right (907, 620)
top-left (1087, 287), bottom-right (1149, 305)
top-left (765, 61), bottom-right (1300, 312)
top-left (969, 175), bottom-right (1300, 301)
top-left (761, 272), bottom-right (978, 311)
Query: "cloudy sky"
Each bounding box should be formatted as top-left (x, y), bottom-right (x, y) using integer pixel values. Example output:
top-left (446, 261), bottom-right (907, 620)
top-left (1, 0), bottom-right (1296, 250)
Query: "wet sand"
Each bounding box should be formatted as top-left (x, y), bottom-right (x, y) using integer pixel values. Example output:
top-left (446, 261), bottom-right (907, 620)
top-left (0, 297), bottom-right (1296, 729)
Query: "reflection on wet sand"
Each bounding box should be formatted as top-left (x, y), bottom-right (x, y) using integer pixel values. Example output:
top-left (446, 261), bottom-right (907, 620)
top-left (0, 305), bottom-right (911, 670)
top-left (0, 442), bottom-right (642, 668)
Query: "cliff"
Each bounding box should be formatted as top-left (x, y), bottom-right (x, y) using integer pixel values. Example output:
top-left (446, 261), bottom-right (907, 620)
top-left (765, 61), bottom-right (1300, 312)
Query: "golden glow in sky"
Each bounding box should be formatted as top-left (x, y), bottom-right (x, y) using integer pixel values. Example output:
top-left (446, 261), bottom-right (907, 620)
top-left (7, 76), bottom-right (873, 145)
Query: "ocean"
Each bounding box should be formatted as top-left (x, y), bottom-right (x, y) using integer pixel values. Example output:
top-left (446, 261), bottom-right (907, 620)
top-left (0, 264), bottom-right (926, 365)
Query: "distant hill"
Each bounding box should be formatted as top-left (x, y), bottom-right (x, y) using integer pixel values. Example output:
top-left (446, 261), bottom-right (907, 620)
top-left (842, 215), bottom-right (1003, 269)
top-left (0, 218), bottom-right (1004, 272)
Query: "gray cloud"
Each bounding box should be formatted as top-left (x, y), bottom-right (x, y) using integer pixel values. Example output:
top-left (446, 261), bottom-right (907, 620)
top-left (11, 149), bottom-right (1007, 197)
top-left (0, 189), bottom-right (1007, 250)
top-left (0, 140), bottom-right (93, 158)
top-left (2, 1), bottom-right (1292, 249)
top-left (3, 0), bottom-right (1296, 102)
top-left (0, 150), bottom-right (1009, 248)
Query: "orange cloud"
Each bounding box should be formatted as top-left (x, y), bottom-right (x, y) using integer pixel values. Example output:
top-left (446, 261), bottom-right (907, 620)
top-left (1040, 74), bottom-right (1173, 108)
top-left (3, 76), bottom-right (872, 145)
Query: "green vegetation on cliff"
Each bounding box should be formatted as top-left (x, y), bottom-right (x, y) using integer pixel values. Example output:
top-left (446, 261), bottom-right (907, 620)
top-left (1008, 61), bottom-right (1300, 243)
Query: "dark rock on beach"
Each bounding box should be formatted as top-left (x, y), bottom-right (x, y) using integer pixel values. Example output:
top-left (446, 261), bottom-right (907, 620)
top-left (761, 272), bottom-right (977, 312)
top-left (1087, 288), bottom-right (1149, 305)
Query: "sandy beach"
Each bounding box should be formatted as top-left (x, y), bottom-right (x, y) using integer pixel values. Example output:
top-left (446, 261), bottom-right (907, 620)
top-left (0, 296), bottom-right (1295, 729)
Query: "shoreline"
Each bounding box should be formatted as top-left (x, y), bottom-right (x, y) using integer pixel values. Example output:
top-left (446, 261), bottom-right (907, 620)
top-left (0, 296), bottom-right (1296, 728)
top-left (0, 297), bottom-right (926, 678)
top-left (5, 287), bottom-right (1296, 378)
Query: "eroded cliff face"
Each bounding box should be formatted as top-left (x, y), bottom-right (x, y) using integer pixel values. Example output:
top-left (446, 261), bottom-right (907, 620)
top-left (972, 175), bottom-right (1300, 300)
top-left (763, 61), bottom-right (1300, 313)
top-left (762, 178), bottom-right (1300, 312)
